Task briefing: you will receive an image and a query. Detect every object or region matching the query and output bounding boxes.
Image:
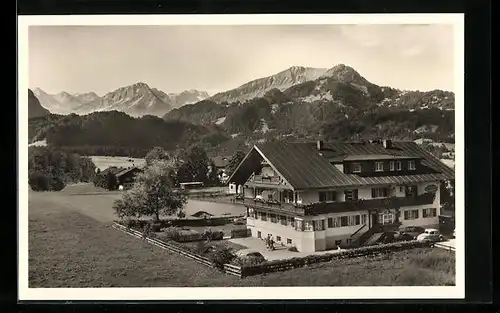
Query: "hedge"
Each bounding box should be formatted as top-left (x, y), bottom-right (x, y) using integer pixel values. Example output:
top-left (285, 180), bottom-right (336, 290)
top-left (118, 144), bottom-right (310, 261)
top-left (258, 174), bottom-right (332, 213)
top-left (118, 216), bottom-right (241, 230)
top-left (240, 240), bottom-right (432, 277)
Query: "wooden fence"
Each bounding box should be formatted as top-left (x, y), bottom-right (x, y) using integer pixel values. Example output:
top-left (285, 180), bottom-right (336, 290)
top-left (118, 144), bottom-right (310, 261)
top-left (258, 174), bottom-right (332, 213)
top-left (112, 222), bottom-right (433, 278)
top-left (112, 222), bottom-right (242, 277)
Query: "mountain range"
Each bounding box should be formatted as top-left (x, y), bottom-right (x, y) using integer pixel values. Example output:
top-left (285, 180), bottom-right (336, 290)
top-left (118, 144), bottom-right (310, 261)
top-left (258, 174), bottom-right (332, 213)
top-left (164, 64), bottom-right (455, 136)
top-left (33, 85), bottom-right (210, 117)
top-left (28, 63), bottom-right (455, 158)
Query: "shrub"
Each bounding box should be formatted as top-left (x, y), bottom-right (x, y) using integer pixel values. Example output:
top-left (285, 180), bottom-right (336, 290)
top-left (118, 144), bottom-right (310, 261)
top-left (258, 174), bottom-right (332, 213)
top-left (207, 246), bottom-right (236, 269)
top-left (28, 170), bottom-right (67, 191)
top-left (288, 246), bottom-right (298, 252)
top-left (28, 170), bottom-right (51, 191)
top-left (234, 255), bottom-right (266, 267)
top-left (203, 230), bottom-right (224, 241)
top-left (231, 228), bottom-right (251, 238)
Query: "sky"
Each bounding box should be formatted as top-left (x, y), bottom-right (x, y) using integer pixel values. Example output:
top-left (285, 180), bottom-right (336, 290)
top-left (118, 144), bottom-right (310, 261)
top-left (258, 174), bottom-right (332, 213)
top-left (29, 24), bottom-right (455, 96)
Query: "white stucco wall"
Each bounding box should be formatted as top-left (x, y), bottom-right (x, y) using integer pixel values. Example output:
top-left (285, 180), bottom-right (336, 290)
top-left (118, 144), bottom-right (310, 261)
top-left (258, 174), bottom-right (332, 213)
top-left (248, 218), bottom-right (309, 251)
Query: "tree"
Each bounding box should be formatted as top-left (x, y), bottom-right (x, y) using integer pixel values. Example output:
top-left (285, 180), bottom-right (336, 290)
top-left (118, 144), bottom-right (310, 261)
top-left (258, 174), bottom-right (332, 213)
top-left (177, 145), bottom-right (211, 184)
top-left (226, 150), bottom-right (246, 175)
top-left (145, 146), bottom-right (170, 166)
top-left (113, 159), bottom-right (187, 221)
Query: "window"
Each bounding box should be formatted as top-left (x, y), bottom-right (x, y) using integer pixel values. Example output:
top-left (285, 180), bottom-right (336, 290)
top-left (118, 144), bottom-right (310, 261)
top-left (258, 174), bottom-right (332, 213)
top-left (327, 217), bottom-right (333, 228)
top-left (423, 208), bottom-right (437, 218)
top-left (341, 216), bottom-right (349, 227)
top-left (346, 239), bottom-right (352, 245)
top-left (257, 231), bottom-right (262, 238)
top-left (319, 191), bottom-right (336, 202)
top-left (313, 220), bottom-right (325, 231)
top-left (399, 186), bottom-right (405, 193)
top-left (396, 161), bottom-right (402, 171)
top-left (276, 236), bottom-right (281, 242)
top-left (348, 215), bottom-right (355, 226)
top-left (261, 213), bottom-right (267, 221)
top-left (361, 214), bottom-right (367, 225)
top-left (389, 161), bottom-right (395, 171)
top-left (295, 220), bottom-right (304, 231)
top-left (404, 209), bottom-right (419, 220)
top-left (287, 238), bottom-right (292, 245)
top-left (347, 215), bottom-right (361, 226)
top-left (335, 240), bottom-right (342, 246)
top-left (352, 162), bottom-right (362, 173)
top-left (304, 221), bottom-right (314, 231)
top-left (371, 187), bottom-right (388, 198)
top-left (409, 160), bottom-right (416, 170)
top-left (279, 215), bottom-right (287, 225)
top-left (333, 217), bottom-right (341, 228)
top-left (375, 161), bottom-right (384, 172)
top-left (270, 214), bottom-right (277, 223)
top-left (287, 216), bottom-right (295, 227)
top-left (378, 213), bottom-right (395, 225)
top-left (345, 189), bottom-right (359, 201)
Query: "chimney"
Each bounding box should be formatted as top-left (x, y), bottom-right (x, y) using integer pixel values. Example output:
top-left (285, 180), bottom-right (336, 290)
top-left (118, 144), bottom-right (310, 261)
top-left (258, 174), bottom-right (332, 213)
top-left (383, 139), bottom-right (392, 149)
top-left (316, 140), bottom-right (324, 150)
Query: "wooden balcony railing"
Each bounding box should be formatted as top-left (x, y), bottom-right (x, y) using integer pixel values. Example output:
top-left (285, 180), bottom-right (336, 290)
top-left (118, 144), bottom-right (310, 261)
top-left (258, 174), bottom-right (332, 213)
top-left (236, 198), bottom-right (307, 216)
top-left (305, 192), bottom-right (436, 215)
top-left (250, 174), bottom-right (281, 185)
top-left (237, 192), bottom-right (436, 216)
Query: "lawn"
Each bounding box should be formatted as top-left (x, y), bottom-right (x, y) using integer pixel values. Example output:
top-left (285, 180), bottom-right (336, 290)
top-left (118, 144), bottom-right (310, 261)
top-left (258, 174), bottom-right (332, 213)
top-left (28, 190), bottom-right (455, 287)
top-left (90, 155), bottom-right (146, 171)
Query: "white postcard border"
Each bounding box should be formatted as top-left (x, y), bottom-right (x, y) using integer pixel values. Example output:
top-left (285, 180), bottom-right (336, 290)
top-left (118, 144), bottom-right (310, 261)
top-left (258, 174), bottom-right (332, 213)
top-left (17, 13), bottom-right (465, 301)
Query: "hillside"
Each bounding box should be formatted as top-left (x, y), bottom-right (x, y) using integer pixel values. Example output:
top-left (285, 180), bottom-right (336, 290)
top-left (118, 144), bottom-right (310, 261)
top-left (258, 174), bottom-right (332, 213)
top-left (209, 66), bottom-right (327, 104)
top-left (28, 111), bottom-right (229, 157)
top-left (28, 89), bottom-right (50, 119)
top-left (163, 64), bottom-right (455, 155)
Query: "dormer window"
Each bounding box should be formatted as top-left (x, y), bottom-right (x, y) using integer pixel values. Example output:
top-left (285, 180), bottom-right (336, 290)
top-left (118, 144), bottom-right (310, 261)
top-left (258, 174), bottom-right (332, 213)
top-left (389, 161), bottom-right (395, 171)
top-left (396, 161), bottom-right (402, 171)
top-left (375, 162), bottom-right (384, 172)
top-left (408, 160), bottom-right (416, 170)
top-left (352, 163), bottom-right (362, 173)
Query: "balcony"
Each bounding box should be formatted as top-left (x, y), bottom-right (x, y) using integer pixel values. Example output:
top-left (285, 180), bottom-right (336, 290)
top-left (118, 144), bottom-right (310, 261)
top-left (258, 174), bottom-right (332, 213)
top-left (237, 192), bottom-right (436, 217)
top-left (306, 192), bottom-right (437, 215)
top-left (236, 197), bottom-right (307, 216)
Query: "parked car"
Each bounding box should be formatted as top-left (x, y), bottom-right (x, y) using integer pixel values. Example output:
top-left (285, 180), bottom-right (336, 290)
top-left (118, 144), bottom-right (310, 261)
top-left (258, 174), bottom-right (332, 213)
top-left (416, 228), bottom-right (445, 243)
top-left (398, 226), bottom-right (425, 240)
top-left (381, 231), bottom-right (414, 243)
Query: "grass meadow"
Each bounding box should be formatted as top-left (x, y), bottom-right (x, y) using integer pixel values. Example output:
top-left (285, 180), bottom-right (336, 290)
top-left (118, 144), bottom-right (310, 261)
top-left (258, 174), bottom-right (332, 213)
top-left (90, 156), bottom-right (146, 171)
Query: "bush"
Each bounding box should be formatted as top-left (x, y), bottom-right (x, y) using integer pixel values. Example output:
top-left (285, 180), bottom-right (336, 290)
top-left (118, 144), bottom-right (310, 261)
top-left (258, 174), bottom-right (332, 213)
top-left (28, 170), bottom-right (67, 191)
top-left (207, 246), bottom-right (236, 269)
top-left (230, 228), bottom-right (251, 238)
top-left (28, 170), bottom-right (51, 191)
top-left (288, 246), bottom-right (298, 252)
top-left (203, 230), bottom-right (224, 241)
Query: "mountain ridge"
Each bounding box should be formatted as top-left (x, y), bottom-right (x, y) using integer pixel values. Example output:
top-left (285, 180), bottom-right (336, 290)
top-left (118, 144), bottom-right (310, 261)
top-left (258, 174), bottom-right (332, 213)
top-left (33, 84), bottom-right (210, 117)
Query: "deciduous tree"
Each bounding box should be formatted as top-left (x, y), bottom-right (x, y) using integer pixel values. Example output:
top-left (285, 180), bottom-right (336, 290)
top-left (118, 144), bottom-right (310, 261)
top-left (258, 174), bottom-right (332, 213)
top-left (113, 159), bottom-right (187, 221)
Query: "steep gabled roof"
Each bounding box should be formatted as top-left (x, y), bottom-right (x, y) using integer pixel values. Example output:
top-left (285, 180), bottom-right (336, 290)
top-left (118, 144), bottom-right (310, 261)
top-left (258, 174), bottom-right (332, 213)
top-left (115, 166), bottom-right (142, 178)
top-left (228, 140), bottom-right (455, 190)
